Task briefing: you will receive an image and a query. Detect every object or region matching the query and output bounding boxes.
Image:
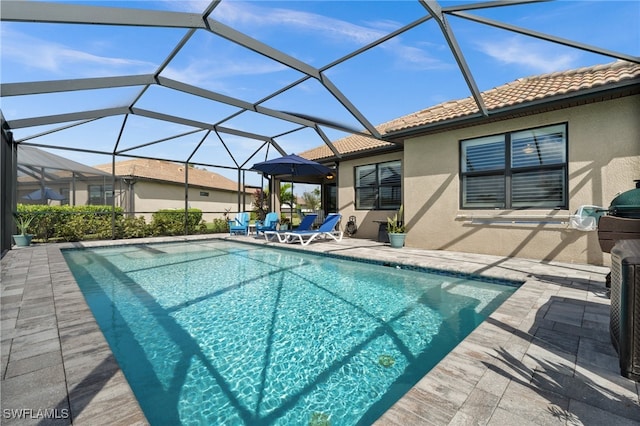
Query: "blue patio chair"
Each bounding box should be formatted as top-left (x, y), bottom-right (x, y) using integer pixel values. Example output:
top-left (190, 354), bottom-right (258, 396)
top-left (263, 213), bottom-right (317, 242)
top-left (284, 213), bottom-right (343, 246)
top-left (228, 212), bottom-right (250, 236)
top-left (255, 212), bottom-right (279, 235)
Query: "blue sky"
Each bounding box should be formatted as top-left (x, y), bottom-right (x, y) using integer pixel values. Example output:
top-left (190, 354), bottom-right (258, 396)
top-left (1, 0), bottom-right (638, 192)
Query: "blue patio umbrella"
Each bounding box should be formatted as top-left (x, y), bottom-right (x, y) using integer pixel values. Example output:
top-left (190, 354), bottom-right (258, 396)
top-left (22, 187), bottom-right (65, 201)
top-left (251, 154), bottom-right (332, 221)
top-left (250, 154), bottom-right (331, 177)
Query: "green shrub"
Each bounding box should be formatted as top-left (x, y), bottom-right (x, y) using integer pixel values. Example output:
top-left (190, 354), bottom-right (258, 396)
top-left (198, 218), bottom-right (229, 234)
top-left (210, 218), bottom-right (229, 233)
top-left (149, 209), bottom-right (203, 236)
top-left (16, 204), bottom-right (124, 242)
top-left (56, 215), bottom-right (88, 242)
top-left (14, 204), bottom-right (206, 241)
top-left (120, 216), bottom-right (150, 239)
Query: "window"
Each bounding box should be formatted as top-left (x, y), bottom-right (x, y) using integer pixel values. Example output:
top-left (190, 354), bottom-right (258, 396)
top-left (88, 184), bottom-right (113, 205)
top-left (355, 160), bottom-right (401, 210)
top-left (199, 191), bottom-right (209, 197)
top-left (460, 123), bottom-right (567, 209)
top-left (60, 188), bottom-right (70, 205)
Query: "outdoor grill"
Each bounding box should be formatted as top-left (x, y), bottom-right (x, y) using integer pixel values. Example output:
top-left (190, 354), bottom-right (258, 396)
top-left (609, 239), bottom-right (640, 380)
top-left (609, 181), bottom-right (640, 219)
top-left (598, 181), bottom-right (640, 253)
top-left (598, 181), bottom-right (640, 380)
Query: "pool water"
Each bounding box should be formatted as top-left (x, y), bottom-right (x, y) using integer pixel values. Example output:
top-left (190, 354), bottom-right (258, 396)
top-left (63, 240), bottom-right (519, 425)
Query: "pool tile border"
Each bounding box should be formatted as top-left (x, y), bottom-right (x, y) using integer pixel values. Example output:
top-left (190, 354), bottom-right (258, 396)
top-left (235, 238), bottom-right (524, 287)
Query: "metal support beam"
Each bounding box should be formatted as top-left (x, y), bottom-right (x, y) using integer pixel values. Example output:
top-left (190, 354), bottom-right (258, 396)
top-left (239, 140), bottom-right (272, 169)
top-left (117, 129), bottom-right (205, 155)
top-left (0, 75), bottom-right (155, 97)
top-left (319, 74), bottom-right (382, 138)
top-left (187, 130), bottom-right (213, 164)
top-left (420, 0), bottom-right (488, 116)
top-left (452, 10), bottom-right (640, 64)
top-left (6, 107), bottom-right (129, 129)
top-left (14, 118), bottom-right (101, 142)
top-left (215, 131), bottom-right (240, 169)
top-left (441, 0), bottom-right (550, 13)
top-left (205, 17), bottom-right (320, 79)
top-left (184, 161), bottom-right (189, 235)
top-left (1, 1), bottom-right (206, 28)
top-left (113, 114), bottom-right (129, 154)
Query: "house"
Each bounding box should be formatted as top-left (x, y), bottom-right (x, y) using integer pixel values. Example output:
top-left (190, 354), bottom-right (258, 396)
top-left (93, 159), bottom-right (257, 222)
top-left (301, 61), bottom-right (640, 265)
top-left (17, 145), bottom-right (116, 206)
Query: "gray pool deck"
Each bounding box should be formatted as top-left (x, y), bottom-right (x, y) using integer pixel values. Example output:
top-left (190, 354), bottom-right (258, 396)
top-left (1, 235), bottom-right (639, 425)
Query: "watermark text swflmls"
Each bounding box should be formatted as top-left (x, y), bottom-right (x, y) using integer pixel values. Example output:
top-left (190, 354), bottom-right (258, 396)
top-left (2, 408), bottom-right (70, 420)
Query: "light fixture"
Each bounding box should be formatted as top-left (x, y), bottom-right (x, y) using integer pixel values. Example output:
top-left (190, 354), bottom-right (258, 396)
top-left (325, 173), bottom-right (334, 180)
top-left (523, 143), bottom-right (534, 154)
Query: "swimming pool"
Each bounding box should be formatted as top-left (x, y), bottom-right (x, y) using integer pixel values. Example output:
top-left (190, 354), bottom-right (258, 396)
top-left (63, 240), bottom-right (519, 425)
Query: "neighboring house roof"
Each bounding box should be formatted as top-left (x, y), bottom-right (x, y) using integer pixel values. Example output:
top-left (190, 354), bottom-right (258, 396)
top-left (18, 145), bottom-right (112, 176)
top-left (93, 159), bottom-right (255, 192)
top-left (300, 60), bottom-right (640, 161)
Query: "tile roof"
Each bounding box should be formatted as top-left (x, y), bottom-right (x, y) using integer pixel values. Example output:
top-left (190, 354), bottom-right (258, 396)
top-left (384, 60), bottom-right (640, 134)
top-left (298, 133), bottom-right (396, 162)
top-left (93, 159), bottom-right (253, 192)
top-left (300, 61), bottom-right (640, 161)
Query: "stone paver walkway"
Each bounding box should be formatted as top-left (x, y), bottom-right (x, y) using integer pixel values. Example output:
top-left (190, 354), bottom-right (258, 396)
top-left (1, 235), bottom-right (638, 425)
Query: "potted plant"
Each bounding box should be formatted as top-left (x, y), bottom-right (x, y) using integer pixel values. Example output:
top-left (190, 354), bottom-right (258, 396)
top-left (279, 216), bottom-right (291, 231)
top-left (386, 205), bottom-right (406, 248)
top-left (13, 211), bottom-right (35, 247)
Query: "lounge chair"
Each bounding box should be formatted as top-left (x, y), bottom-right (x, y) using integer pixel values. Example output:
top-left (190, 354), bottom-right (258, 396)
top-left (284, 213), bottom-right (343, 246)
top-left (264, 213), bottom-right (317, 242)
top-left (228, 212), bottom-right (250, 235)
top-left (255, 212), bottom-right (279, 235)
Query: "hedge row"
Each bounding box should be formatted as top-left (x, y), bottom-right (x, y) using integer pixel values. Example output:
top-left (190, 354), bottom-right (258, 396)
top-left (14, 205), bottom-right (230, 242)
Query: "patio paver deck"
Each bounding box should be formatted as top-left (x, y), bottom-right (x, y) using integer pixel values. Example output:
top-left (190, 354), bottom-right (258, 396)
top-left (1, 235), bottom-right (639, 425)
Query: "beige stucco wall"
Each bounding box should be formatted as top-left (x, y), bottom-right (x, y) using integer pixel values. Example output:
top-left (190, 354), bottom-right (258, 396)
top-left (18, 181), bottom-right (98, 207)
top-left (340, 95), bottom-right (640, 266)
top-left (133, 181), bottom-right (254, 222)
top-left (337, 151), bottom-right (404, 239)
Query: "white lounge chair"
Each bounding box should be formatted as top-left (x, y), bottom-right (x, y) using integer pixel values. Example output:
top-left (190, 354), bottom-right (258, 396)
top-left (264, 214), bottom-right (317, 242)
top-left (284, 213), bottom-right (343, 246)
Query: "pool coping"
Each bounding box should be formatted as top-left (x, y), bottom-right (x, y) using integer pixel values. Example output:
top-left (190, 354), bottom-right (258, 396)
top-left (2, 234), bottom-right (639, 425)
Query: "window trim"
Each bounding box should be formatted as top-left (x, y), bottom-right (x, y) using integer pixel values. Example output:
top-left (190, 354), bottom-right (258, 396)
top-left (88, 184), bottom-right (114, 206)
top-left (459, 123), bottom-right (568, 210)
top-left (354, 160), bottom-right (402, 210)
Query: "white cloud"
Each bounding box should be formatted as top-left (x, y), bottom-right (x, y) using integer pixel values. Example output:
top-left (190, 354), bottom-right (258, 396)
top-left (476, 36), bottom-right (578, 74)
top-left (94, 2), bottom-right (449, 72)
top-left (1, 27), bottom-right (156, 78)
top-left (162, 57), bottom-right (288, 87)
top-left (380, 38), bottom-right (451, 71)
top-left (161, 0), bottom-right (211, 13)
top-left (211, 1), bottom-right (449, 70)
top-left (211, 1), bottom-right (383, 45)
